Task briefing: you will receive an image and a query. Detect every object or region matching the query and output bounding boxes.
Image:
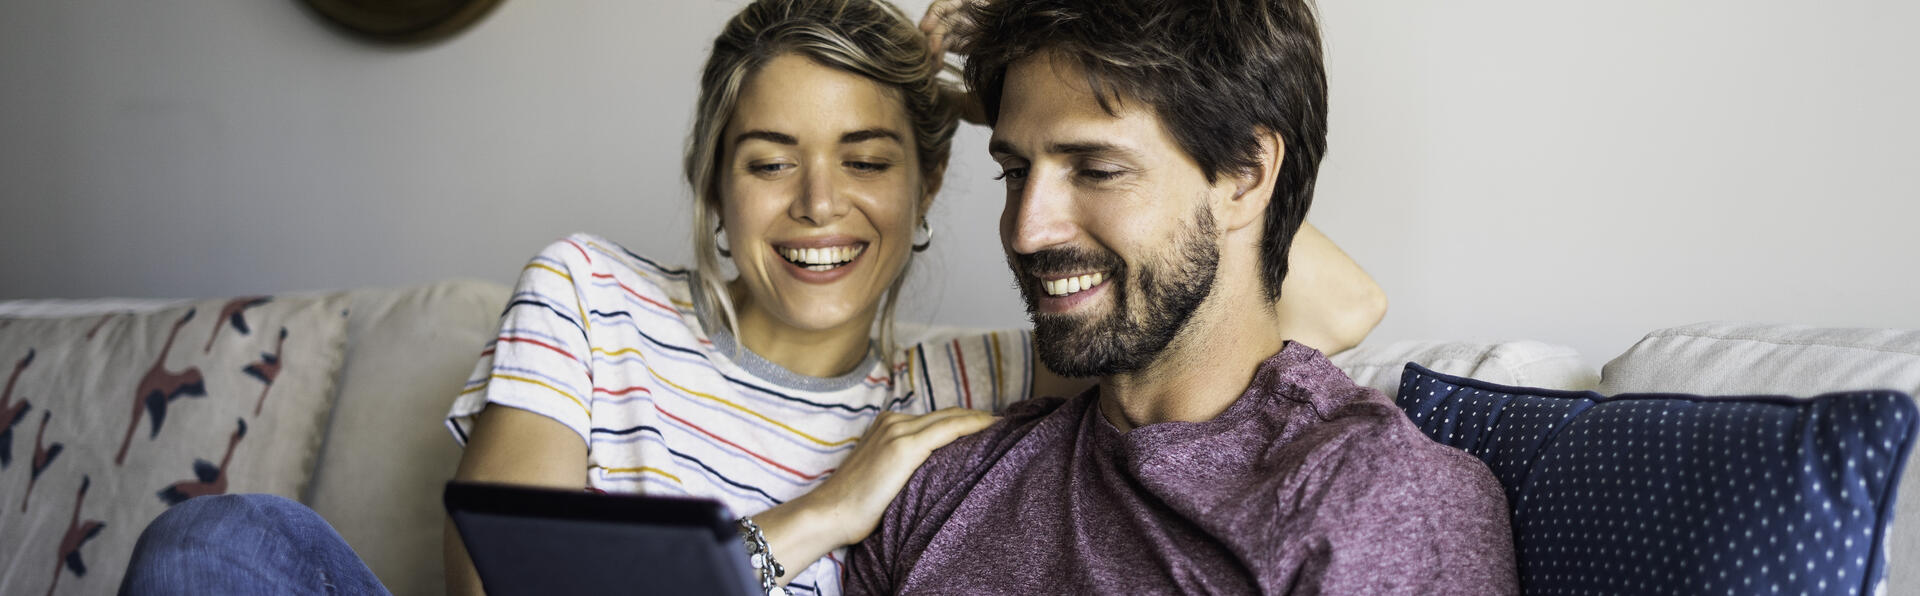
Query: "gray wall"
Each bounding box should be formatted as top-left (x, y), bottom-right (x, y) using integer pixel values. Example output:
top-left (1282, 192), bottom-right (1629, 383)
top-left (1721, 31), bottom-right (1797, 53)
top-left (3, 0), bottom-right (1917, 364)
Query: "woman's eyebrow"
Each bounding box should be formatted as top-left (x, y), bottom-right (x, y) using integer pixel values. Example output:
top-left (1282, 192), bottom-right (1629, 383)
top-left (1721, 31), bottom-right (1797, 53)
top-left (733, 129), bottom-right (899, 146)
top-left (840, 128), bottom-right (902, 144)
top-left (734, 130), bottom-right (798, 146)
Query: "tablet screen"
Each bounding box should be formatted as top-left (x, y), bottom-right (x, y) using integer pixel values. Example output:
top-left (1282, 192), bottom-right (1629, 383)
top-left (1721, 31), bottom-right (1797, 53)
top-left (445, 481), bottom-right (759, 596)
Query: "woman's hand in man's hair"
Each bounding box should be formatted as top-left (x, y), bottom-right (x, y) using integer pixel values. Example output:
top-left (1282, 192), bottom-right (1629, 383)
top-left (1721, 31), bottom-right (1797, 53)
top-left (919, 0), bottom-right (983, 64)
top-left (921, 0), bottom-right (989, 125)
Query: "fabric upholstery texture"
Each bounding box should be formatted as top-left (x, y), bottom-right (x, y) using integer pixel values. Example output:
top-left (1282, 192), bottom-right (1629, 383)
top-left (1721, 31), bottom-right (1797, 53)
top-left (1398, 363), bottom-right (1916, 596)
top-left (0, 294), bottom-right (350, 595)
top-left (1600, 322), bottom-right (1920, 398)
top-left (1331, 339), bottom-right (1598, 395)
top-left (303, 280), bottom-right (512, 596)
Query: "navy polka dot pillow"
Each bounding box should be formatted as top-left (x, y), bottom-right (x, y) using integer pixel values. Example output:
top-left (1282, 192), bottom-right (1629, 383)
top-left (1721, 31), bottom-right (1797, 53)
top-left (1396, 363), bottom-right (1917, 595)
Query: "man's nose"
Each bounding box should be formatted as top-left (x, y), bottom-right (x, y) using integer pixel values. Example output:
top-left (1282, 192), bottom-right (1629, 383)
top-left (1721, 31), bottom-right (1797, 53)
top-left (1005, 172), bottom-right (1075, 255)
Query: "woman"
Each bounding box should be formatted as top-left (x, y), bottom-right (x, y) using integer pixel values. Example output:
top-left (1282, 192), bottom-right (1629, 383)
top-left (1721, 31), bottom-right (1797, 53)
top-left (441, 2), bottom-right (993, 591)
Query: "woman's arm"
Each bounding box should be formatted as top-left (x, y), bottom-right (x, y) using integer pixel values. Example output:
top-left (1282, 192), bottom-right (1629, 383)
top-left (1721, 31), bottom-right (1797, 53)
top-left (750, 408), bottom-right (993, 587)
top-left (1030, 222), bottom-right (1386, 399)
top-left (443, 404), bottom-right (992, 593)
top-left (444, 406), bottom-right (588, 596)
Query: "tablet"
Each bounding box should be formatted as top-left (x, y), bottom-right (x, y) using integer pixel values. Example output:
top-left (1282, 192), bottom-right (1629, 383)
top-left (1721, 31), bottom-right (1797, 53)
top-left (444, 481), bottom-right (759, 596)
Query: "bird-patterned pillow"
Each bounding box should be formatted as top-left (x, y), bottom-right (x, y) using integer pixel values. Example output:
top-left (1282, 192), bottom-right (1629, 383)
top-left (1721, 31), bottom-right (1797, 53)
top-left (0, 294), bottom-right (349, 595)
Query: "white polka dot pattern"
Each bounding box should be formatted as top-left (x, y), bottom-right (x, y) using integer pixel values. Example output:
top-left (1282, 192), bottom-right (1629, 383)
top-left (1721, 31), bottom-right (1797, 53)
top-left (1395, 363), bottom-right (1917, 596)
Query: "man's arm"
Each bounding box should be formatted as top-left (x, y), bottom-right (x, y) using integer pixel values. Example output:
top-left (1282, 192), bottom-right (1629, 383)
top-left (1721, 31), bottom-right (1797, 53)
top-left (1272, 222), bottom-right (1387, 356)
top-left (840, 399), bottom-right (1062, 595)
top-left (1307, 439), bottom-right (1519, 595)
top-left (840, 511), bottom-right (899, 595)
top-left (839, 422), bottom-right (979, 595)
top-left (840, 442), bottom-right (944, 596)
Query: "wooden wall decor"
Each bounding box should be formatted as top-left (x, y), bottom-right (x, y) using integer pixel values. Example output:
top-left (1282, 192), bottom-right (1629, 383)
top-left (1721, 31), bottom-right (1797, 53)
top-left (301, 0), bottom-right (506, 44)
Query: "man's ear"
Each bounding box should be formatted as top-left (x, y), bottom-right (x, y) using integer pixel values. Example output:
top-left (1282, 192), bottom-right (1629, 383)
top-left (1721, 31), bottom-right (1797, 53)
top-left (1220, 128), bottom-right (1284, 232)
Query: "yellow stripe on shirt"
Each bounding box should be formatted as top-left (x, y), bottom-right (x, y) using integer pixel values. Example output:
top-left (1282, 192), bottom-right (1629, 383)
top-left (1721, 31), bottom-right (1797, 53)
top-left (485, 373), bottom-right (590, 415)
top-left (524, 262), bottom-right (572, 282)
top-left (602, 348), bottom-right (857, 448)
top-left (594, 465), bottom-right (685, 485)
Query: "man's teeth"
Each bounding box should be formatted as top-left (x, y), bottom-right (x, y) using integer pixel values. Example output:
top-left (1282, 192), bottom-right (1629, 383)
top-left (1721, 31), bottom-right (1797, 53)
top-left (780, 245), bottom-right (865, 271)
top-left (1041, 272), bottom-right (1106, 297)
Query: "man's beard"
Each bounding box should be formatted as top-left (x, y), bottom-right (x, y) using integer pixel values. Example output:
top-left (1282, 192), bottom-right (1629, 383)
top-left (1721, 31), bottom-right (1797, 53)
top-left (1012, 206), bottom-right (1220, 379)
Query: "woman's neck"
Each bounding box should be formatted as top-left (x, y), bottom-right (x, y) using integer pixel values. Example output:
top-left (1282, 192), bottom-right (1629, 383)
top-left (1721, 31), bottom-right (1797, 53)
top-left (725, 279), bottom-right (877, 378)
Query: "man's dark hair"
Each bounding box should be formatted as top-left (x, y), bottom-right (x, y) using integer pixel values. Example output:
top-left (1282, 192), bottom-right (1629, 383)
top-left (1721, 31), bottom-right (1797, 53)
top-left (960, 0), bottom-right (1328, 300)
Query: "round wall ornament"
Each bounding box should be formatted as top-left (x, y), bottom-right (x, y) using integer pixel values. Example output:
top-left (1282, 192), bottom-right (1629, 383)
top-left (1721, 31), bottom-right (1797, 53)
top-left (301, 0), bottom-right (506, 44)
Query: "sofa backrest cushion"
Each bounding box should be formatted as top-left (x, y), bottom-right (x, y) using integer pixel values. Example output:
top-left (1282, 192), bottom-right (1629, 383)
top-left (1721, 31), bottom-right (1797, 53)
top-left (0, 293), bottom-right (351, 595)
top-left (1398, 363), bottom-right (1916, 596)
top-left (1331, 339), bottom-right (1598, 395)
top-left (1600, 322), bottom-right (1920, 398)
top-left (303, 279), bottom-right (512, 596)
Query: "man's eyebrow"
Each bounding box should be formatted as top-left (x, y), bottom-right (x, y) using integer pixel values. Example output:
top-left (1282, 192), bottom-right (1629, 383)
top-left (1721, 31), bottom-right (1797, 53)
top-left (1050, 141), bottom-right (1139, 160)
top-left (987, 139), bottom-right (1142, 161)
top-left (734, 130), bottom-right (798, 146)
top-left (841, 128), bottom-right (902, 144)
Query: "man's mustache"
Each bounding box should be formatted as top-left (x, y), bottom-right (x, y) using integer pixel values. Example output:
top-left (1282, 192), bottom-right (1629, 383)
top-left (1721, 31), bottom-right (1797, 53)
top-left (1010, 247), bottom-right (1126, 280)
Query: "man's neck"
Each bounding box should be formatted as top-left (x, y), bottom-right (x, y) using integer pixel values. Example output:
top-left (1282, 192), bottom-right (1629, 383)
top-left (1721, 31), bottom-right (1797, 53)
top-left (1095, 281), bottom-right (1286, 433)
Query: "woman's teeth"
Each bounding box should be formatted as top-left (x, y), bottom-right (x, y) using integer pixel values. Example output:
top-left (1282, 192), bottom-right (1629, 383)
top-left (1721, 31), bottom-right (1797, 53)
top-left (780, 245), bottom-right (865, 271)
top-left (1042, 272), bottom-right (1106, 297)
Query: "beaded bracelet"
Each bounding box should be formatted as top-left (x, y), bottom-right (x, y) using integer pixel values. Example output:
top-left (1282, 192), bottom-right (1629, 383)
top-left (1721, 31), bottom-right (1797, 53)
top-left (737, 516), bottom-right (791, 596)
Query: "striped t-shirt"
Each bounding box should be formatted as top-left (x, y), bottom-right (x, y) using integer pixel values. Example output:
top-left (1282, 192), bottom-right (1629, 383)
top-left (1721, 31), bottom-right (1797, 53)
top-left (445, 233), bottom-right (1033, 595)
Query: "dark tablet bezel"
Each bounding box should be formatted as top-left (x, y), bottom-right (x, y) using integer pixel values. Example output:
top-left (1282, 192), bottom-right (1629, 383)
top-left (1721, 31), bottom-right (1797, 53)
top-left (444, 480), bottom-right (757, 595)
top-left (443, 480), bottom-right (738, 542)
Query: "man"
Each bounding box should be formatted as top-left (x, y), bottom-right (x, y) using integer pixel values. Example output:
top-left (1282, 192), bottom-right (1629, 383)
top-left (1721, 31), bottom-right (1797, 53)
top-left (844, 0), bottom-right (1518, 593)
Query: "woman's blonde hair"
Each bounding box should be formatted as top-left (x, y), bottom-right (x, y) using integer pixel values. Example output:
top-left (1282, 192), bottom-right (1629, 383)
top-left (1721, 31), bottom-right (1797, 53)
top-left (684, 0), bottom-right (957, 369)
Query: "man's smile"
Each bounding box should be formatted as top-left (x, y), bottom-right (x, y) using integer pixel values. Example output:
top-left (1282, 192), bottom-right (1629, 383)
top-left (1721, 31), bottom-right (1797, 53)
top-left (1039, 272), bottom-right (1107, 297)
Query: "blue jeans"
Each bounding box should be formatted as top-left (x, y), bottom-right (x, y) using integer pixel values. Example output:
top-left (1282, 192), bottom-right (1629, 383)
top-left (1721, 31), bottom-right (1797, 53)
top-left (120, 494), bottom-right (391, 596)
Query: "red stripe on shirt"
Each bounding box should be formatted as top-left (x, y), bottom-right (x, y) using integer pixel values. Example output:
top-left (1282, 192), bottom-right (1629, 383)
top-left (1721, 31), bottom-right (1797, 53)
top-left (564, 238), bottom-right (593, 264)
top-left (593, 385), bottom-right (653, 397)
top-left (655, 407), bottom-right (832, 481)
top-left (591, 272), bottom-right (678, 316)
top-left (497, 336), bottom-right (583, 365)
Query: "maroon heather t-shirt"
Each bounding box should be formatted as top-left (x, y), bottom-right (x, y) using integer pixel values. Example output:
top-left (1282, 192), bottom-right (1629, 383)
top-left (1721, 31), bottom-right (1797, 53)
top-left (843, 342), bottom-right (1518, 595)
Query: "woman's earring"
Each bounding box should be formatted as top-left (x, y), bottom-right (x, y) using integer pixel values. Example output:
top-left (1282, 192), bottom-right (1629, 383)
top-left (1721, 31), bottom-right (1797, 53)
top-left (716, 223), bottom-right (732, 258)
top-left (911, 219), bottom-right (934, 253)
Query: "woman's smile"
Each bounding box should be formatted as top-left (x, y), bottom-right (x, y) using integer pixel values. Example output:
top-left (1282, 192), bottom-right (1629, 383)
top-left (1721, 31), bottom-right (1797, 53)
top-left (772, 238), bottom-right (870, 282)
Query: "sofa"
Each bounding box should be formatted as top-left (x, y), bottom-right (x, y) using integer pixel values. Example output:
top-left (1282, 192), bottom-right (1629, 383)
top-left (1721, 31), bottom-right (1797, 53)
top-left (0, 279), bottom-right (1912, 595)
